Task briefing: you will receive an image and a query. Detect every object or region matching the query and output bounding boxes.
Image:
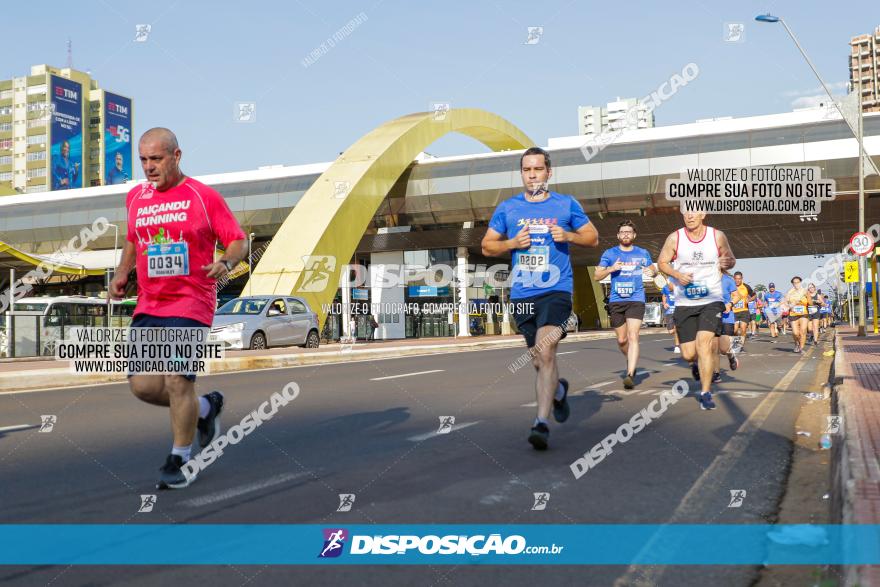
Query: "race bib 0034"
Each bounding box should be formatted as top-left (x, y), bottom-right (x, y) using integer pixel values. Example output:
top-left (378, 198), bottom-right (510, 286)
top-left (147, 242), bottom-right (189, 278)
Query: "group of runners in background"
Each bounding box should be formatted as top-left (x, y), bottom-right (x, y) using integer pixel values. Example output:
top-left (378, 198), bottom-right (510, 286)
top-left (665, 272), bottom-right (833, 355)
top-left (481, 146), bottom-right (837, 449)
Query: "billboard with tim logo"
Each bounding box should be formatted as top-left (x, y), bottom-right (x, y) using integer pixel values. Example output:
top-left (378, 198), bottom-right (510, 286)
top-left (49, 75), bottom-right (83, 190)
top-left (104, 92), bottom-right (132, 185)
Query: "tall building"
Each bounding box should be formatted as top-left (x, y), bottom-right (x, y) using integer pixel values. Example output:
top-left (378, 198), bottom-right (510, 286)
top-left (0, 64), bottom-right (133, 196)
top-left (849, 26), bottom-right (880, 112)
top-left (577, 97), bottom-right (654, 136)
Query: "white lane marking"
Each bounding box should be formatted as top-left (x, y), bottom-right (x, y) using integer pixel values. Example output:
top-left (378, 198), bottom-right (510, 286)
top-left (613, 347), bottom-right (813, 586)
top-left (6, 334), bottom-right (624, 394)
top-left (407, 421), bottom-right (480, 442)
top-left (0, 424), bottom-right (37, 433)
top-left (369, 369), bottom-right (445, 381)
top-left (557, 351), bottom-right (579, 355)
top-left (523, 380), bottom-right (618, 405)
top-left (606, 388), bottom-right (642, 396)
top-left (182, 472), bottom-right (310, 507)
top-left (663, 362), bottom-right (678, 367)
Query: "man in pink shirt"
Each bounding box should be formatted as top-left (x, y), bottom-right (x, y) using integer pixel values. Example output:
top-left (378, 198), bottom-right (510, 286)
top-left (110, 127), bottom-right (246, 489)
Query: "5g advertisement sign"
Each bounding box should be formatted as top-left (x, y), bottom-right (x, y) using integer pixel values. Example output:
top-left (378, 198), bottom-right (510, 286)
top-left (104, 92), bottom-right (132, 185)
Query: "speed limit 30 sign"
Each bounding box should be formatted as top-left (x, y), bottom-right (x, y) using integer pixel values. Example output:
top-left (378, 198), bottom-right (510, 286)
top-left (850, 232), bottom-right (875, 256)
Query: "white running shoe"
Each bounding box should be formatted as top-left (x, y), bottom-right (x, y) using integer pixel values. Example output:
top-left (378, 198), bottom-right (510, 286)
top-left (673, 346), bottom-right (681, 354)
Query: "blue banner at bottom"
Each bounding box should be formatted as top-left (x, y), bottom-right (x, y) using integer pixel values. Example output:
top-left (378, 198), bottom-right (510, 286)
top-left (0, 525), bottom-right (878, 565)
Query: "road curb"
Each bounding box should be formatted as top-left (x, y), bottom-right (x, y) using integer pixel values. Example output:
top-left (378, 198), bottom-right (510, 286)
top-left (833, 328), bottom-right (880, 587)
top-left (1, 331), bottom-right (618, 392)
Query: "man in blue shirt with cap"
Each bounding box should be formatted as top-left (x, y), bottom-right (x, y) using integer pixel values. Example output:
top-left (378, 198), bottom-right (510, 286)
top-left (764, 282), bottom-right (784, 341)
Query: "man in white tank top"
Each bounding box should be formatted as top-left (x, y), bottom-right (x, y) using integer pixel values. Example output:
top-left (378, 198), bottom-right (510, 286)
top-left (657, 212), bottom-right (736, 410)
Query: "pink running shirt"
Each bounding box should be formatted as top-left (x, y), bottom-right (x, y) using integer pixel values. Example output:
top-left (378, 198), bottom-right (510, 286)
top-left (126, 177), bottom-right (245, 325)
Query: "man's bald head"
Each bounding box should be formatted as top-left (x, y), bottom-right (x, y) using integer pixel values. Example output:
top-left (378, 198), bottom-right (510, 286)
top-left (139, 127), bottom-right (179, 154)
top-left (138, 128), bottom-right (184, 191)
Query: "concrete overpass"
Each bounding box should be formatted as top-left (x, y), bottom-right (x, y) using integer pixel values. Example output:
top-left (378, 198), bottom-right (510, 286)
top-left (0, 106), bottom-right (878, 332)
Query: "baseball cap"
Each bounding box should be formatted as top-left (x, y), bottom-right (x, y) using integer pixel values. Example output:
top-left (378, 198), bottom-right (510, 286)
top-left (768, 282), bottom-right (775, 287)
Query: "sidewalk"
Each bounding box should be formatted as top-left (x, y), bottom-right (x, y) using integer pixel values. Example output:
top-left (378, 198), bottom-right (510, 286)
top-left (833, 326), bottom-right (880, 587)
top-left (0, 329), bottom-right (625, 393)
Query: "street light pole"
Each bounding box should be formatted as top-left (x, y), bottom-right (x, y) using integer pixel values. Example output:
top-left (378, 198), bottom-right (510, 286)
top-left (106, 223), bottom-right (119, 326)
top-left (248, 232), bottom-right (255, 296)
top-left (857, 68), bottom-right (867, 335)
top-left (755, 13), bottom-right (878, 336)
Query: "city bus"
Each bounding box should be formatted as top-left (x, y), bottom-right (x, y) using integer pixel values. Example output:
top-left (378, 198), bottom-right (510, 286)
top-left (2, 296), bottom-right (137, 357)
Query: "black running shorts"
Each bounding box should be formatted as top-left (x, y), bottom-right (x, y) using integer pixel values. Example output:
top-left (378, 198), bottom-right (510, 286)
top-left (673, 302), bottom-right (725, 344)
top-left (608, 302), bottom-right (646, 328)
top-left (512, 291), bottom-right (573, 349)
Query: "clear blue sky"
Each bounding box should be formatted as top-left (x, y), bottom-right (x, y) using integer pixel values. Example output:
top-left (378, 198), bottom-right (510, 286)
top-left (6, 0), bottom-right (877, 173)
top-left (5, 1), bottom-right (878, 280)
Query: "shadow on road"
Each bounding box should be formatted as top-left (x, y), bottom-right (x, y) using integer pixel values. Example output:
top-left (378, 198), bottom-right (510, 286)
top-left (315, 406), bottom-right (410, 433)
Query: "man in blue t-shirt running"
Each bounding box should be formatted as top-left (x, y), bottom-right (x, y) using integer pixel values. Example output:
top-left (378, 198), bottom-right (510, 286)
top-left (661, 283), bottom-right (679, 354)
top-left (763, 283), bottom-right (784, 340)
top-left (594, 220), bottom-right (657, 389)
top-left (819, 293), bottom-right (832, 331)
top-left (714, 271), bottom-right (741, 382)
top-left (482, 147), bottom-right (599, 451)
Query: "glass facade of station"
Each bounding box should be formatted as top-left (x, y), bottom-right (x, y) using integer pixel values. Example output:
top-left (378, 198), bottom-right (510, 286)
top-left (1, 114), bottom-right (879, 341)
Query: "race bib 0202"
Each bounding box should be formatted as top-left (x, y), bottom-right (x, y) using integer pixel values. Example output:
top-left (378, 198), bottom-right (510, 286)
top-left (517, 246), bottom-right (549, 273)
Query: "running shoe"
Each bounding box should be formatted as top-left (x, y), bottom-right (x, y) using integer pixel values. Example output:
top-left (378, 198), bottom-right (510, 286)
top-left (552, 378), bottom-right (570, 423)
top-left (528, 423), bottom-right (550, 451)
top-left (699, 392), bottom-right (717, 410)
top-left (728, 352), bottom-right (739, 371)
top-left (794, 345), bottom-right (801, 354)
top-left (197, 391), bottom-right (225, 449)
top-left (712, 372), bottom-right (722, 384)
top-left (623, 372), bottom-right (635, 390)
top-left (691, 362), bottom-right (700, 381)
top-left (674, 346), bottom-right (681, 354)
top-left (157, 454), bottom-right (196, 490)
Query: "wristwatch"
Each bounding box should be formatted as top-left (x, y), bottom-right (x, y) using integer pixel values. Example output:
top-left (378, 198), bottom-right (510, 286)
top-left (221, 259), bottom-right (234, 272)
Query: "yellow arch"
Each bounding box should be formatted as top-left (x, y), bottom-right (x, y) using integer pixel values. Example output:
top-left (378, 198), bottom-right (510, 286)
top-left (0, 241), bottom-right (104, 276)
top-left (243, 108), bottom-right (534, 325)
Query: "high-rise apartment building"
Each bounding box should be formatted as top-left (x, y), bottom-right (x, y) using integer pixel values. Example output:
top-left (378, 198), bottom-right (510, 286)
top-left (0, 64), bottom-right (133, 196)
top-left (849, 26), bottom-right (880, 112)
top-left (577, 97), bottom-right (654, 136)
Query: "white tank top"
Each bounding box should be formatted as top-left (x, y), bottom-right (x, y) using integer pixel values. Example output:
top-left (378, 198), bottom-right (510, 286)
top-left (672, 226), bottom-right (723, 306)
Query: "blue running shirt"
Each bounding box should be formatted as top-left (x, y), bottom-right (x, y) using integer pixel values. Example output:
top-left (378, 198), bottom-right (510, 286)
top-left (599, 246), bottom-right (653, 303)
top-left (488, 192), bottom-right (590, 299)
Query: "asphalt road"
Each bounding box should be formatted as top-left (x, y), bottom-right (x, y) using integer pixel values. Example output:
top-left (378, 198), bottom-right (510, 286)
top-left (0, 332), bottom-right (832, 586)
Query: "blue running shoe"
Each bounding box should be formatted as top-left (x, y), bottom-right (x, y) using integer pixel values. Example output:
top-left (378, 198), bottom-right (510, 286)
top-left (699, 392), bottom-right (717, 410)
top-left (553, 378), bottom-right (570, 423)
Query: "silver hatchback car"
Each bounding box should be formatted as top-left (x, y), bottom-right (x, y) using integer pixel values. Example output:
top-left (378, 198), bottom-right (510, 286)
top-left (210, 295), bottom-right (320, 350)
